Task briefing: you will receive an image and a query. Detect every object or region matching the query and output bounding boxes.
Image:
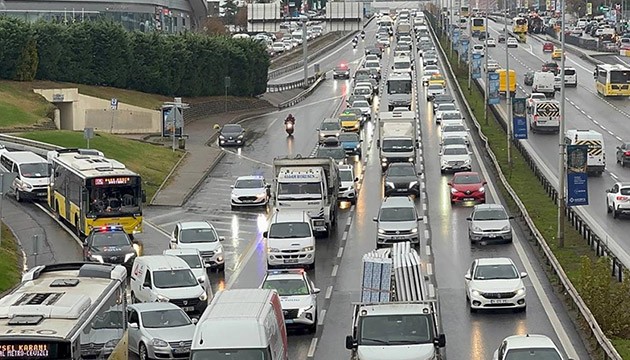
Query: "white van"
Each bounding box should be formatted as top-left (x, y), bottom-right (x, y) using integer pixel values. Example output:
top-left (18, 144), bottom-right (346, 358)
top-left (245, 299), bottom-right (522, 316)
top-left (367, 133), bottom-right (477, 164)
top-left (191, 289), bottom-right (289, 360)
top-left (130, 255), bottom-right (209, 318)
top-left (291, 31), bottom-right (304, 46)
top-left (563, 67), bottom-right (577, 86)
top-left (264, 210), bottom-right (315, 269)
top-left (170, 221), bottom-right (225, 271)
top-left (532, 71), bottom-right (556, 98)
top-left (0, 150), bottom-right (50, 202)
top-left (565, 129), bottom-right (606, 176)
top-left (392, 55), bottom-right (413, 74)
top-left (163, 248), bottom-right (213, 297)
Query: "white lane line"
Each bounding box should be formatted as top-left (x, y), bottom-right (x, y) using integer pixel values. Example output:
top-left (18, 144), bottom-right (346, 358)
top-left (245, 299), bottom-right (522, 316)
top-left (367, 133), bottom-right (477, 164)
top-left (318, 310), bottom-right (326, 326)
top-left (346, 217), bottom-right (352, 226)
top-left (426, 263), bottom-right (433, 276)
top-left (331, 264), bottom-right (339, 277)
top-left (33, 203), bottom-right (83, 246)
top-left (337, 247), bottom-right (344, 258)
top-left (469, 122), bottom-right (579, 360)
top-left (350, 205), bottom-right (356, 212)
top-left (426, 245), bottom-right (432, 256)
top-left (143, 220), bottom-right (171, 237)
top-left (342, 232), bottom-right (348, 241)
top-left (424, 229), bottom-right (430, 240)
top-left (325, 285), bottom-right (333, 299)
top-left (422, 203), bottom-right (427, 212)
top-left (307, 338), bottom-right (318, 358)
top-left (221, 149), bottom-right (273, 167)
top-left (611, 172), bottom-right (619, 180)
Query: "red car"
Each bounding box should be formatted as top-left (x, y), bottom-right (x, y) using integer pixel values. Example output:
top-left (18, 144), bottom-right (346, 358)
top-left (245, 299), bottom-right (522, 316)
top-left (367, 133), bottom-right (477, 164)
top-left (542, 42), bottom-right (554, 52)
top-left (448, 172), bottom-right (487, 204)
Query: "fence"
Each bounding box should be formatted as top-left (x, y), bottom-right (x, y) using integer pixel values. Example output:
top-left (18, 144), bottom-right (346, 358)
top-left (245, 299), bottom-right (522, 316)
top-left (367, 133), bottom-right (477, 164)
top-left (427, 11), bottom-right (623, 360)
top-left (267, 74), bottom-right (319, 93)
top-left (277, 72), bottom-right (327, 109)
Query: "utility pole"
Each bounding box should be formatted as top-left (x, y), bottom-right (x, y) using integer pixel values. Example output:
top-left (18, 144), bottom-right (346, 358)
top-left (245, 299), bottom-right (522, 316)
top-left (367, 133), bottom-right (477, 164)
top-left (450, 0), bottom-right (454, 57)
top-left (302, 16), bottom-right (309, 88)
top-left (468, 9), bottom-right (472, 90)
top-left (484, 0), bottom-right (489, 124)
top-left (505, 0), bottom-right (512, 169)
top-left (557, 0), bottom-right (567, 247)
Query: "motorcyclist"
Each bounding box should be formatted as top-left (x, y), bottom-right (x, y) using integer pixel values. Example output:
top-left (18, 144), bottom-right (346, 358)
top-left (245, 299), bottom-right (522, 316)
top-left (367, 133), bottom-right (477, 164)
top-left (285, 114), bottom-right (295, 125)
top-left (361, 30), bottom-right (365, 39)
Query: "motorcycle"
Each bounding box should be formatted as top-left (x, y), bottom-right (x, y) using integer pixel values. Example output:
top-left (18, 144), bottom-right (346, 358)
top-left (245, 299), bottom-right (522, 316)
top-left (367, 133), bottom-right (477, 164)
top-left (361, 33), bottom-right (365, 40)
top-left (352, 41), bottom-right (357, 49)
top-left (285, 121), bottom-right (295, 135)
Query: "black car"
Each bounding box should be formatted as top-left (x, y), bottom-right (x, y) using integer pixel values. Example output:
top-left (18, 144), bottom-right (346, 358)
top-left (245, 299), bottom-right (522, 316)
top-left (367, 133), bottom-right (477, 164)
top-left (384, 163), bottom-right (421, 197)
top-left (524, 71), bottom-right (535, 86)
top-left (616, 142), bottom-right (630, 167)
top-left (478, 32), bottom-right (488, 40)
top-left (333, 64), bottom-right (351, 79)
top-left (83, 226), bottom-right (137, 271)
top-left (316, 140), bottom-right (347, 164)
top-left (432, 94), bottom-right (455, 113)
top-left (498, 34), bottom-right (506, 43)
top-left (218, 124), bottom-right (245, 146)
top-left (542, 62), bottom-right (560, 75)
top-left (365, 46), bottom-right (383, 58)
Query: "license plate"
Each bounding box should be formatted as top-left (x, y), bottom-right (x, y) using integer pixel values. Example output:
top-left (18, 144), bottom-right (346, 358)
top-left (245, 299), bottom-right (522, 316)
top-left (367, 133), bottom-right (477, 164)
top-left (284, 259), bottom-right (299, 264)
top-left (488, 234), bottom-right (497, 238)
top-left (490, 299), bottom-right (508, 304)
top-left (285, 319), bottom-right (294, 324)
top-left (464, 198), bottom-right (474, 201)
top-left (182, 306), bottom-right (194, 312)
top-left (173, 348), bottom-right (189, 354)
top-left (391, 236), bottom-right (406, 240)
top-left (38, 192), bottom-right (46, 196)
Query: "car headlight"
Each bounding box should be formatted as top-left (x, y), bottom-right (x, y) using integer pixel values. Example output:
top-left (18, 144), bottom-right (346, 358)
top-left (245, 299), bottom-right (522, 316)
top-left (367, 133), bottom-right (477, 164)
top-left (231, 192), bottom-right (238, 198)
top-left (268, 247), bottom-right (280, 252)
top-left (381, 158), bottom-right (388, 163)
top-left (199, 292), bottom-right (208, 301)
top-left (378, 228), bottom-right (385, 234)
top-left (124, 252), bottom-right (135, 262)
top-left (150, 338), bottom-right (169, 348)
top-left (516, 287), bottom-right (526, 296)
top-left (501, 225), bottom-right (511, 231)
top-left (238, 134), bottom-right (244, 139)
top-left (256, 192), bottom-right (267, 199)
top-left (410, 228), bottom-right (418, 233)
top-left (219, 135), bottom-right (225, 139)
top-left (335, 133), bottom-right (340, 137)
top-left (441, 160), bottom-right (449, 166)
top-left (409, 181), bottom-right (418, 188)
top-left (298, 305), bottom-right (314, 317)
top-left (471, 290), bottom-right (480, 297)
top-left (408, 157), bottom-right (414, 162)
top-left (302, 246), bottom-right (314, 252)
top-left (473, 226), bottom-right (483, 232)
top-left (464, 159), bottom-right (471, 165)
top-left (105, 339), bottom-right (118, 349)
top-left (479, 186), bottom-right (485, 193)
top-left (215, 246), bottom-right (223, 254)
top-left (90, 255), bottom-right (104, 263)
top-left (386, 181), bottom-right (395, 188)
top-left (156, 294), bottom-right (170, 302)
top-left (450, 188), bottom-right (458, 194)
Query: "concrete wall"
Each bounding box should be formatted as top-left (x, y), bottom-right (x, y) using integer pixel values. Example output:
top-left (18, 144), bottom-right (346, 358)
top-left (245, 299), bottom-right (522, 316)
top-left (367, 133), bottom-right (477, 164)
top-left (34, 88), bottom-right (161, 134)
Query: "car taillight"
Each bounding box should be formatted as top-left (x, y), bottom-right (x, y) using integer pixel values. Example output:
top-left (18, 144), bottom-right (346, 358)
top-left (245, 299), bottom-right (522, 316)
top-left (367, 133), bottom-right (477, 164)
top-left (625, 151), bottom-right (630, 156)
top-left (533, 115), bottom-right (538, 122)
top-left (617, 196), bottom-right (628, 201)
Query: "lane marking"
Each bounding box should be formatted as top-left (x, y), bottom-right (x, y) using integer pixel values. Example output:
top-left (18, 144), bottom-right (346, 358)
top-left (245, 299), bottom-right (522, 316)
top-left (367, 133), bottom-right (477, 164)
top-left (346, 217), bottom-right (352, 226)
top-left (426, 263), bottom-right (433, 276)
top-left (342, 232), bottom-right (348, 242)
top-left (143, 219), bottom-right (171, 237)
top-left (424, 229), bottom-right (430, 240)
top-left (325, 285), bottom-right (333, 299)
top-left (148, 209), bottom-right (186, 221)
top-left (307, 337), bottom-right (318, 358)
top-left (426, 245), bottom-right (432, 256)
top-left (221, 149), bottom-right (273, 167)
top-left (331, 264), bottom-right (339, 277)
top-left (428, 283), bottom-right (436, 298)
top-left (318, 310), bottom-right (326, 326)
top-left (337, 247), bottom-right (344, 258)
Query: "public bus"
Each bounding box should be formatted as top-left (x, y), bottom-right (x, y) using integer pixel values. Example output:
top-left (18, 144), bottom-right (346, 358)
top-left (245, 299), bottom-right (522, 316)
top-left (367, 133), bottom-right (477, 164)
top-left (471, 17), bottom-right (486, 36)
top-left (0, 263), bottom-right (128, 360)
top-left (47, 148), bottom-right (145, 237)
top-left (460, 6), bottom-right (469, 17)
top-left (595, 64), bottom-right (630, 97)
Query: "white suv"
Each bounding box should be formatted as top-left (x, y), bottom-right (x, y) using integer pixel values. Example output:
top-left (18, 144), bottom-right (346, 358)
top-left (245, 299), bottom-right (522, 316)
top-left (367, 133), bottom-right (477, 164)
top-left (493, 334), bottom-right (565, 360)
top-left (230, 175), bottom-right (270, 208)
top-left (170, 221), bottom-right (225, 271)
top-left (264, 210), bottom-right (316, 269)
top-left (338, 164), bottom-right (358, 204)
top-left (467, 204), bottom-right (513, 243)
top-left (465, 257), bottom-right (527, 312)
top-left (606, 182), bottom-right (630, 218)
top-left (261, 269), bottom-right (320, 333)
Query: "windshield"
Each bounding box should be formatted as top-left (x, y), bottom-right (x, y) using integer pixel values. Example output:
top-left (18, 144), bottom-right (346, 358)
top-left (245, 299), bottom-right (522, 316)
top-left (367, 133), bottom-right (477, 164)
top-left (353, 101), bottom-right (369, 108)
top-left (91, 232), bottom-right (130, 247)
top-left (387, 79), bottom-right (412, 94)
top-left (88, 180), bottom-right (141, 217)
top-left (177, 254), bottom-right (203, 269)
top-left (192, 348), bottom-right (269, 360)
top-left (19, 163), bottom-right (50, 178)
top-left (355, 88), bottom-right (370, 95)
top-left (263, 278), bottom-right (309, 296)
top-left (339, 133), bottom-right (359, 142)
top-left (92, 310), bottom-right (123, 329)
top-left (438, 104), bottom-right (457, 111)
top-left (340, 170), bottom-right (354, 181)
top-left (428, 85), bottom-right (443, 90)
top-left (443, 147), bottom-right (468, 155)
top-left (317, 147), bottom-right (345, 159)
top-left (394, 61), bottom-right (411, 69)
top-left (340, 114), bottom-right (359, 122)
top-left (504, 348), bottom-right (562, 360)
top-left (444, 125), bottom-right (466, 132)
top-left (443, 137), bottom-right (466, 146)
top-left (443, 112), bottom-right (462, 120)
top-left (223, 125), bottom-right (242, 133)
top-left (473, 209), bottom-right (508, 220)
top-left (610, 70), bottom-right (630, 83)
top-left (235, 179), bottom-right (264, 189)
top-left (382, 139), bottom-right (413, 152)
top-left (268, 222), bottom-right (311, 238)
top-left (320, 122), bottom-right (341, 131)
top-left (180, 228), bottom-right (217, 243)
top-left (387, 165), bottom-right (415, 176)
top-left (474, 264), bottom-right (518, 280)
top-left (379, 207), bottom-right (415, 221)
top-left (153, 269), bottom-right (198, 289)
top-left (141, 309), bottom-right (192, 329)
top-left (278, 182), bottom-right (322, 200)
top-left (453, 174), bottom-right (482, 184)
top-left (359, 314), bottom-right (433, 345)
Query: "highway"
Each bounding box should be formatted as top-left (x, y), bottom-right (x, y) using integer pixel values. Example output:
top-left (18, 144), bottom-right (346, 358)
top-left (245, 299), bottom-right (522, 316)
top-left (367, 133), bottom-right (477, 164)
top-left (472, 19), bottom-right (630, 261)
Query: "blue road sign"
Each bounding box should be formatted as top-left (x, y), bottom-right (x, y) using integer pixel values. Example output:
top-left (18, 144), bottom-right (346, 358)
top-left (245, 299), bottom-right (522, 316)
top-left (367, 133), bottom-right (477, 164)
top-left (488, 72), bottom-right (500, 105)
top-left (567, 172), bottom-right (589, 206)
top-left (472, 53), bottom-right (481, 79)
top-left (512, 98), bottom-right (527, 139)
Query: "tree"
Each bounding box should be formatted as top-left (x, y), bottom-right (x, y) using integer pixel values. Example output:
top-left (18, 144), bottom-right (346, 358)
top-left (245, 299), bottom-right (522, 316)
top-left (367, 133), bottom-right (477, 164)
top-left (221, 0), bottom-right (238, 25)
top-left (203, 16), bottom-right (227, 35)
top-left (235, 8), bottom-right (248, 30)
top-left (14, 37), bottom-right (38, 81)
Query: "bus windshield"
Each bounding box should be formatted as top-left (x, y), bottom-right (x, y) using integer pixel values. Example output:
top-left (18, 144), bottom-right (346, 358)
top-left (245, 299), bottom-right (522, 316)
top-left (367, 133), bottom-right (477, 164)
top-left (88, 176), bottom-right (141, 217)
top-left (610, 70), bottom-right (630, 84)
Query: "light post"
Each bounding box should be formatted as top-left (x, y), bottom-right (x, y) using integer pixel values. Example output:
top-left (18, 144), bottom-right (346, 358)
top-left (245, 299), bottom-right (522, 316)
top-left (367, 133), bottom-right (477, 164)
top-left (484, 0), bottom-right (489, 124)
top-left (557, 0), bottom-right (567, 247)
top-left (301, 15), bottom-right (309, 88)
top-left (505, 0), bottom-right (512, 169)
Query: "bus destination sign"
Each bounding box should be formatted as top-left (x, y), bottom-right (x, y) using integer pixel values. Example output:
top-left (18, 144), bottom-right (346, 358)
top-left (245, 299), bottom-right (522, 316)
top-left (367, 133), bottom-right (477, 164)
top-left (0, 344), bottom-right (52, 358)
top-left (93, 177), bottom-right (131, 186)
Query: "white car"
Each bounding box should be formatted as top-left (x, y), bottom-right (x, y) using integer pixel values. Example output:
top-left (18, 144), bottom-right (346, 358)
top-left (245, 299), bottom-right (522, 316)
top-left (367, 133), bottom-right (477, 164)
top-left (338, 164), bottom-right (358, 204)
top-left (272, 42), bottom-right (285, 54)
top-left (485, 60), bottom-right (500, 72)
top-left (377, 37), bottom-right (391, 47)
top-left (363, 60), bottom-right (381, 75)
top-left (492, 334), bottom-right (565, 360)
top-left (440, 144), bottom-right (472, 173)
top-left (465, 257), bottom-right (527, 312)
top-left (365, 54), bottom-right (380, 62)
top-left (264, 210), bottom-right (316, 269)
top-left (422, 66), bottom-right (440, 85)
top-left (351, 100), bottom-right (372, 119)
top-left (486, 38), bottom-right (497, 47)
top-left (261, 269), bottom-right (320, 333)
top-left (230, 175), bottom-right (270, 208)
top-left (606, 182), bottom-right (630, 218)
top-left (440, 133), bottom-right (468, 149)
top-left (467, 203), bottom-right (513, 242)
top-left (440, 122), bottom-right (468, 143)
top-left (169, 221), bottom-right (225, 271)
top-left (506, 37), bottom-right (518, 48)
top-left (427, 84), bottom-right (446, 100)
top-left (282, 39), bottom-right (293, 51)
top-left (435, 103), bottom-right (458, 123)
top-left (163, 248), bottom-right (212, 296)
top-left (472, 44), bottom-right (485, 57)
top-left (527, 92), bottom-right (547, 107)
top-left (438, 110), bottom-right (464, 126)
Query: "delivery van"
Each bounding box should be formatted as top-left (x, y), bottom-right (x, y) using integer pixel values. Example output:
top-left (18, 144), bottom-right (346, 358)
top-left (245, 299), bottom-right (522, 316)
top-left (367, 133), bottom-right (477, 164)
top-left (528, 99), bottom-right (560, 133)
top-left (565, 129), bottom-right (605, 176)
top-left (0, 149), bottom-right (50, 202)
top-left (532, 71), bottom-right (556, 98)
top-left (497, 69), bottom-right (516, 97)
top-left (191, 289), bottom-right (289, 360)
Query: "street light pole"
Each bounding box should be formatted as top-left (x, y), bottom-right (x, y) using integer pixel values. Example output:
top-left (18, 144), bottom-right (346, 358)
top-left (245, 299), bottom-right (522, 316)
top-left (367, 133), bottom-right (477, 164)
top-left (484, 0), bottom-right (489, 124)
top-left (505, 0), bottom-right (512, 169)
top-left (557, 0), bottom-right (566, 247)
top-left (302, 18), bottom-right (308, 88)
top-left (468, 9), bottom-right (472, 90)
top-left (449, 0), bottom-right (453, 57)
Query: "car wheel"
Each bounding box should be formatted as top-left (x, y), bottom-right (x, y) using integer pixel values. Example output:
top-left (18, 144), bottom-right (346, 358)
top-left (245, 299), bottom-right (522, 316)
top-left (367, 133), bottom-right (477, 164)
top-left (607, 200), bottom-right (612, 213)
top-left (613, 208), bottom-right (619, 219)
top-left (139, 343), bottom-right (150, 360)
top-left (469, 305), bottom-right (477, 313)
top-left (15, 190), bottom-right (22, 202)
top-left (308, 316), bottom-right (317, 334)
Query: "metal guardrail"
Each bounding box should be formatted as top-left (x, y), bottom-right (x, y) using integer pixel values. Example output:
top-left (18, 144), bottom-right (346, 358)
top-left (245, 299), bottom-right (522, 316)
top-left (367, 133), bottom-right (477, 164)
top-left (277, 72), bottom-right (327, 109)
top-left (427, 12), bottom-right (623, 360)
top-left (0, 134), bottom-right (60, 156)
top-left (266, 74), bottom-right (319, 93)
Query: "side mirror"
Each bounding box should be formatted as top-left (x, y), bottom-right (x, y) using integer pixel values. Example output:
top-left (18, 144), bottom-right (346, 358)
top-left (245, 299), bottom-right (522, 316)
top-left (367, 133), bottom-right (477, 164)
top-left (417, 216), bottom-right (423, 221)
top-left (447, 182), bottom-right (452, 186)
top-left (435, 334), bottom-right (446, 348)
top-left (438, 152), bottom-right (442, 156)
top-left (129, 322), bottom-right (139, 329)
top-left (391, 66), bottom-right (394, 69)
top-left (509, 216), bottom-right (515, 220)
top-left (359, 139), bottom-right (364, 142)
top-left (192, 318), bottom-right (198, 325)
top-left (197, 276), bottom-right (205, 283)
top-left (230, 185), bottom-right (234, 189)
top-left (605, 189), bottom-right (610, 193)
top-left (143, 284), bottom-right (151, 289)
top-left (213, 124), bottom-right (221, 130)
top-left (483, 181), bottom-right (487, 185)
top-left (345, 335), bottom-right (357, 350)
top-left (263, 231), bottom-right (269, 238)
top-left (204, 263), bottom-right (211, 268)
top-left (266, 184), bottom-right (271, 189)
top-left (417, 172), bottom-right (422, 175)
top-left (520, 272), bottom-right (528, 278)
top-left (219, 236), bottom-right (225, 241)
top-left (415, 143), bottom-right (419, 149)
top-left (466, 217), bottom-right (472, 221)
top-left (372, 217), bottom-right (378, 222)
top-left (313, 287), bottom-right (321, 294)
top-left (464, 273), bottom-right (472, 280)
top-left (354, 177), bottom-right (359, 182)
top-left (83, 239), bottom-right (88, 246)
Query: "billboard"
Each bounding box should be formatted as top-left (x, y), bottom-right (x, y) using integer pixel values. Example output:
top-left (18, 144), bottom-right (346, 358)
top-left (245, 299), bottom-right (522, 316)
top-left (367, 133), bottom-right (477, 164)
top-left (488, 72), bottom-right (500, 105)
top-left (566, 144), bottom-right (589, 206)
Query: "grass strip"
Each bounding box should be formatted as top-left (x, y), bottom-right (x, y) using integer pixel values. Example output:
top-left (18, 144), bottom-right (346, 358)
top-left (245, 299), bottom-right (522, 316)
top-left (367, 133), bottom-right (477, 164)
top-left (0, 223), bottom-right (21, 294)
top-left (433, 24), bottom-right (630, 358)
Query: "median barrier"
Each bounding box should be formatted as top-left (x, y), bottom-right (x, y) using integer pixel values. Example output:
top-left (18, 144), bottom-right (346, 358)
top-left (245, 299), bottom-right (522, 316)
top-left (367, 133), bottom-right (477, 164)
top-left (266, 74), bottom-right (319, 93)
top-left (277, 72), bottom-right (327, 109)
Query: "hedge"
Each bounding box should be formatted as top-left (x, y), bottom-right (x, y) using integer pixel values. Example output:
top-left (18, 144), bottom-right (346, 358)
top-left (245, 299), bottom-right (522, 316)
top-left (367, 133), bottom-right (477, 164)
top-left (0, 17), bottom-right (270, 97)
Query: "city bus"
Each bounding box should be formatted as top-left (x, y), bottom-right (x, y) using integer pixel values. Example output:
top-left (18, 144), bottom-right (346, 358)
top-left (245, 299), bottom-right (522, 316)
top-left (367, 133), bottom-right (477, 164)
top-left (471, 17), bottom-right (486, 36)
top-left (460, 6), bottom-right (469, 17)
top-left (0, 263), bottom-right (128, 360)
top-left (47, 148), bottom-right (145, 237)
top-left (512, 16), bottom-right (528, 42)
top-left (595, 64), bottom-right (630, 97)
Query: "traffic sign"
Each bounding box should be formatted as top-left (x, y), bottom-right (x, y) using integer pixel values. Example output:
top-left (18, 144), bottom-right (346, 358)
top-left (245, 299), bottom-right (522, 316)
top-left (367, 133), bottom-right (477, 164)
top-left (586, 2), bottom-right (592, 15)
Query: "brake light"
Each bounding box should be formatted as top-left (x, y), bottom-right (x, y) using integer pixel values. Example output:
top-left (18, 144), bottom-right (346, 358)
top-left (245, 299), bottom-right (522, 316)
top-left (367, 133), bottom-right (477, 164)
top-left (617, 196), bottom-right (628, 201)
top-left (533, 115), bottom-right (538, 122)
top-left (625, 151), bottom-right (630, 156)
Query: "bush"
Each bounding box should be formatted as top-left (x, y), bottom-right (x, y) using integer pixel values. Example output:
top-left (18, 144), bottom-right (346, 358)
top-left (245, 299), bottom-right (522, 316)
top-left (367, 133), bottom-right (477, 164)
top-left (0, 17), bottom-right (270, 97)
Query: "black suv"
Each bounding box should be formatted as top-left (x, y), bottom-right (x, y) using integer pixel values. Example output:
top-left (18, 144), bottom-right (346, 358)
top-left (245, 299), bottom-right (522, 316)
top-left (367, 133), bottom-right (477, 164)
top-left (542, 62), bottom-right (560, 75)
top-left (384, 163), bottom-right (421, 197)
top-left (83, 226), bottom-right (138, 272)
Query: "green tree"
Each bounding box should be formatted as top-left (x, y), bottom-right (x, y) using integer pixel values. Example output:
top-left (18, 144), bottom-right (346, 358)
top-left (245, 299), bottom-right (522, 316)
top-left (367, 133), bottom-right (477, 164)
top-left (14, 37), bottom-right (38, 81)
top-left (0, 18), bottom-right (33, 80)
top-left (221, 0), bottom-right (238, 25)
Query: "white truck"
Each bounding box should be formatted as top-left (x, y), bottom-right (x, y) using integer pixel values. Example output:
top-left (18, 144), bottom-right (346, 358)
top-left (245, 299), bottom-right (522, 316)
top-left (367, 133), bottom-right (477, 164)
top-left (345, 242), bottom-right (446, 360)
top-left (272, 156), bottom-right (340, 236)
top-left (396, 21), bottom-right (412, 38)
top-left (532, 71), bottom-right (556, 98)
top-left (378, 111), bottom-right (419, 170)
top-left (527, 99), bottom-right (560, 133)
top-left (386, 72), bottom-right (413, 111)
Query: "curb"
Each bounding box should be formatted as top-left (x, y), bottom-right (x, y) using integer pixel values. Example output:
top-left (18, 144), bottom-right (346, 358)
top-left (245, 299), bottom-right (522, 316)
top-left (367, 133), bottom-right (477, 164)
top-left (149, 151), bottom-right (189, 205)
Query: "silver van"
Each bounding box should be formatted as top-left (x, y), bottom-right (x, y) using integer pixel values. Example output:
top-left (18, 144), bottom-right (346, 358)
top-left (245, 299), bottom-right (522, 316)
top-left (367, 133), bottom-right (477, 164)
top-left (0, 149), bottom-right (50, 202)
